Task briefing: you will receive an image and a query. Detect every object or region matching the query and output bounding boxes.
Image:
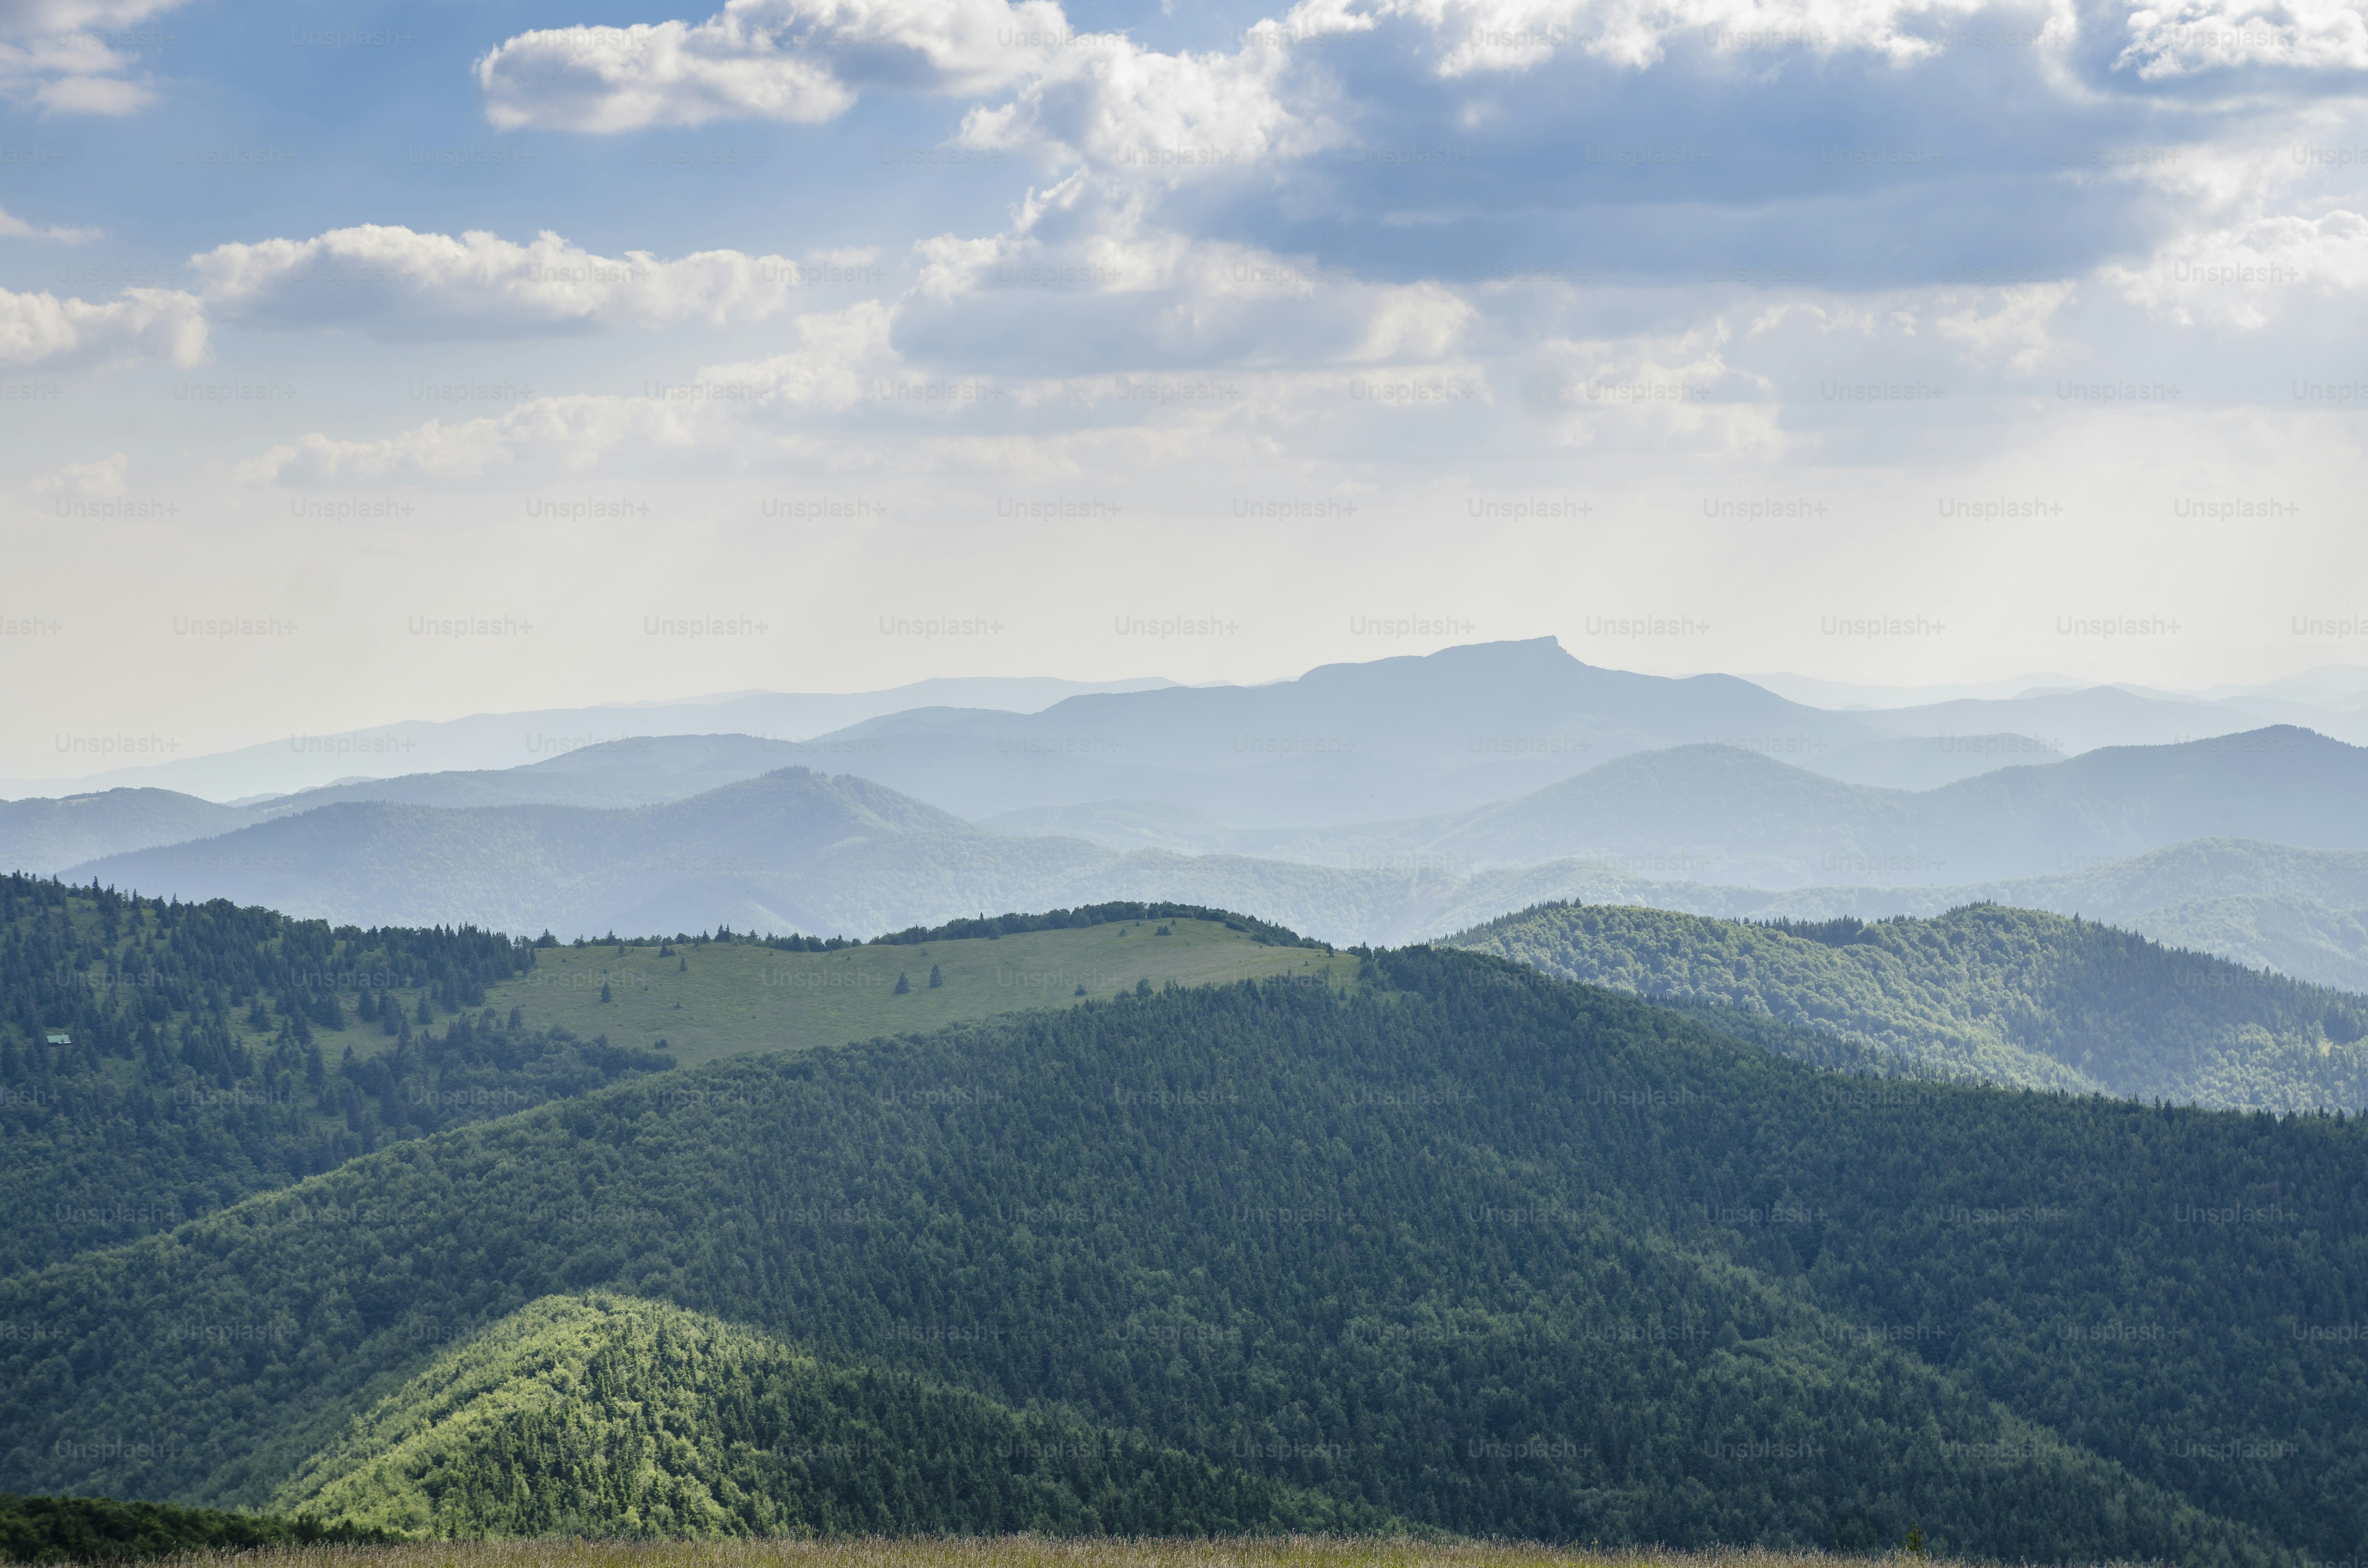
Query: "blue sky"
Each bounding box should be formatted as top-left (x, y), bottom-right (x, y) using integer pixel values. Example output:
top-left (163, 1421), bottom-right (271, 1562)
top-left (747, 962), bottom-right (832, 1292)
top-left (2, 0), bottom-right (2365, 772)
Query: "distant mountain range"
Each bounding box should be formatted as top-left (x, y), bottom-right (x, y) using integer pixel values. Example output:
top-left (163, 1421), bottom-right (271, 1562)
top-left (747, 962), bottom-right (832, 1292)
top-left (18, 641), bottom-right (2364, 811)
top-left (42, 759), bottom-right (2367, 997)
top-left (1270, 725), bottom-right (2368, 886)
top-left (9, 640), bottom-right (2366, 988)
top-left (0, 675), bottom-right (1176, 803)
top-left (27, 723), bottom-right (2365, 900)
top-left (0, 788), bottom-right (254, 876)
top-left (765, 639), bottom-right (1885, 825)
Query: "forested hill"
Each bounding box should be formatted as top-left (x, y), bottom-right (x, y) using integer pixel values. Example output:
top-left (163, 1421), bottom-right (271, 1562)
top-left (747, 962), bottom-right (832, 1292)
top-left (0, 1493), bottom-right (390, 1561)
top-left (272, 1292), bottom-right (1382, 1539)
top-left (1448, 901), bottom-right (2368, 1108)
top-left (0, 875), bottom-right (672, 1275)
top-left (6, 954), bottom-right (2365, 1562)
top-left (0, 876), bottom-right (1358, 1277)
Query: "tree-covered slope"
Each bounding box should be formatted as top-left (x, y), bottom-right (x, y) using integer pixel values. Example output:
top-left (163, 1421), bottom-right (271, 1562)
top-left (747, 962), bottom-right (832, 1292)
top-left (0, 877), bottom-right (1355, 1277)
top-left (0, 875), bottom-right (676, 1277)
top-left (274, 1292), bottom-right (1377, 1539)
top-left (2118, 894), bottom-right (2368, 993)
top-left (6, 959), bottom-right (2365, 1561)
top-left (1448, 901), bottom-right (2368, 1107)
top-left (0, 1494), bottom-right (388, 1562)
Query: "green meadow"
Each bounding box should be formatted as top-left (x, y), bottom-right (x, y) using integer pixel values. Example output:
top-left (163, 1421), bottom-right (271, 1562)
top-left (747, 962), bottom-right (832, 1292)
top-left (483, 917), bottom-right (1360, 1067)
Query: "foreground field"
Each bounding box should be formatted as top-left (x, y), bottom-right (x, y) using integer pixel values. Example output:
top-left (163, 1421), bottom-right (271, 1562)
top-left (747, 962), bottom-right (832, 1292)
top-left (485, 917), bottom-right (1355, 1066)
top-left (107, 1541), bottom-right (1951, 1568)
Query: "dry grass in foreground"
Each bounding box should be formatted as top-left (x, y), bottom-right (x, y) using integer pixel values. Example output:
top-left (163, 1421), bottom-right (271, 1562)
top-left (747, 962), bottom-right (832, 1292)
top-left (114, 1536), bottom-right (1970, 1568)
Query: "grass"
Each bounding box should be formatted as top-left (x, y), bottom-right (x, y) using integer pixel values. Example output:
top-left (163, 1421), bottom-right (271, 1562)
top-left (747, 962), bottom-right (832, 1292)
top-left (44, 1540), bottom-right (1967, 1568)
top-left (482, 919), bottom-right (1364, 1068)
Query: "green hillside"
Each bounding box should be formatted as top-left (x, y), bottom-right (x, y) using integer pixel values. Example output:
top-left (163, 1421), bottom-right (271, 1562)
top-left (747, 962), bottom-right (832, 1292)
top-left (8, 954), bottom-right (2365, 1561)
top-left (0, 875), bottom-right (678, 1277)
top-left (0, 1493), bottom-right (388, 1562)
top-left (493, 917), bottom-right (1353, 1069)
top-left (1448, 901), bottom-right (2368, 1107)
top-left (0, 875), bottom-right (1348, 1275)
top-left (275, 1292), bottom-right (1379, 1539)
top-left (2129, 893), bottom-right (2368, 993)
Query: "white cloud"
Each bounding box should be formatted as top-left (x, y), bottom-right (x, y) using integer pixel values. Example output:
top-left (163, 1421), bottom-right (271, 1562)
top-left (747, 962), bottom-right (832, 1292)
top-left (0, 201), bottom-right (98, 241)
top-left (190, 225), bottom-right (813, 340)
top-left (0, 284), bottom-right (203, 366)
top-left (952, 34), bottom-right (1328, 174)
top-left (1518, 320), bottom-right (1783, 451)
top-left (2105, 208), bottom-right (2368, 327)
top-left (32, 450), bottom-right (126, 496)
top-left (472, 0), bottom-right (2089, 143)
top-left (0, 0), bottom-right (180, 28)
top-left (27, 67), bottom-right (148, 111)
top-left (477, 0), bottom-right (1073, 131)
top-left (1933, 281), bottom-right (2077, 368)
top-left (2116, 0), bottom-right (2368, 77)
top-left (476, 20), bottom-right (854, 130)
top-left (896, 178), bottom-right (1469, 371)
top-left (1235, 0), bottom-right (2059, 75)
top-left (242, 395), bottom-right (701, 485)
top-left (0, 4), bottom-right (177, 114)
top-left (0, 225), bottom-right (864, 371)
top-left (244, 303), bottom-right (897, 483)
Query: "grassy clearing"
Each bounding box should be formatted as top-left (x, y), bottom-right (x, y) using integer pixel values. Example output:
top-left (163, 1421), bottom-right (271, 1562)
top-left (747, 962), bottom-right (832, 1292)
top-left (484, 918), bottom-right (1362, 1067)
top-left (75, 1539), bottom-right (1964, 1568)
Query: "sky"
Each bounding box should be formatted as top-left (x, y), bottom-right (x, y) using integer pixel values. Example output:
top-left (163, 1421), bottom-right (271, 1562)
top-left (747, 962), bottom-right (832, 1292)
top-left (1, 0), bottom-right (2365, 776)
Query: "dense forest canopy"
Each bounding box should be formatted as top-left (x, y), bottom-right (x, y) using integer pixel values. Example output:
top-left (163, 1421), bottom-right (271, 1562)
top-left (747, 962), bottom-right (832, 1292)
top-left (273, 1292), bottom-right (1382, 1539)
top-left (1450, 900), bottom-right (2368, 1107)
top-left (0, 1492), bottom-right (389, 1562)
top-left (0, 875), bottom-right (670, 1274)
top-left (2, 951), bottom-right (2362, 1562)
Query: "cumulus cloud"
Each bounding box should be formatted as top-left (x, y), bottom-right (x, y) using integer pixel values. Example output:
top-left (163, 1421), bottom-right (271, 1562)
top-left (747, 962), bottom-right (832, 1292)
top-left (2115, 0), bottom-right (2368, 77)
top-left (476, 0), bottom-right (1073, 130)
top-left (1513, 319), bottom-right (1783, 451)
top-left (0, 4), bottom-right (177, 114)
top-left (32, 450), bottom-right (127, 496)
top-left (473, 0), bottom-right (2080, 140)
top-left (0, 284), bottom-right (203, 366)
top-left (191, 225), bottom-right (812, 340)
top-left (2105, 208), bottom-right (2368, 326)
top-left (0, 223), bottom-right (834, 368)
top-left (890, 173), bottom-right (1470, 374)
top-left (952, 34), bottom-right (1330, 174)
top-left (241, 395), bottom-right (701, 486)
top-left (0, 0), bottom-right (179, 28)
top-left (169, 0), bottom-right (2368, 502)
top-left (243, 303), bottom-right (897, 483)
top-left (1329, 0), bottom-right (2056, 74)
top-left (1933, 281), bottom-right (2078, 368)
top-left (0, 201), bottom-right (97, 241)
